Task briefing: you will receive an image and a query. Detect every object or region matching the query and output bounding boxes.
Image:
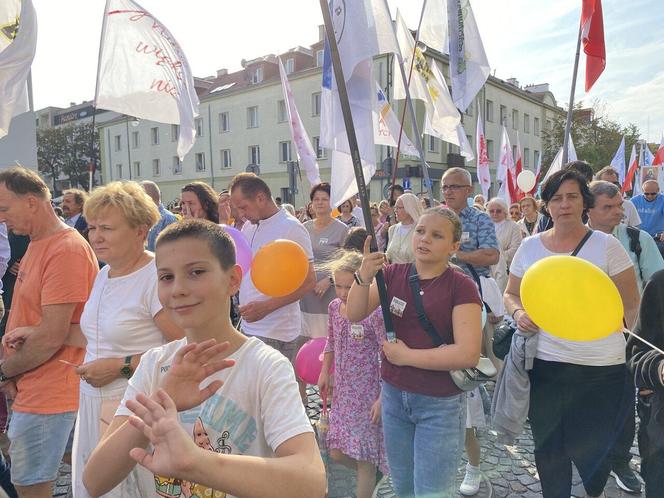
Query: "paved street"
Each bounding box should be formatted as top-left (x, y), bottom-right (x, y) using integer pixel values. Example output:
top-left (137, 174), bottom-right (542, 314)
top-left (51, 385), bottom-right (643, 498)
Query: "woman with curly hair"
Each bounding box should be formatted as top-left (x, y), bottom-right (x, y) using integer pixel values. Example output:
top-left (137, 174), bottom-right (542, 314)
top-left (181, 181), bottom-right (219, 223)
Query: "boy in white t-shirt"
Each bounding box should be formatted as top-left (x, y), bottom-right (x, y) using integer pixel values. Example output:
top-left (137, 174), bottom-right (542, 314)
top-left (83, 220), bottom-right (326, 498)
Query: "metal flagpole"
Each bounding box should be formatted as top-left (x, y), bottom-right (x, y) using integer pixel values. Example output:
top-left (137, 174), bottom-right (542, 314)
top-left (387, 0), bottom-right (432, 197)
top-left (318, 0), bottom-right (396, 342)
top-left (562, 21), bottom-right (583, 166)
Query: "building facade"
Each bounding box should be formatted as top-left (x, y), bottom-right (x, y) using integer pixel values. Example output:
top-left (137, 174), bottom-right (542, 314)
top-left (96, 30), bottom-right (563, 206)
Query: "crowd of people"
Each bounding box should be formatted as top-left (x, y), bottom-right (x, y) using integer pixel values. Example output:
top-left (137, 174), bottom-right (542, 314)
top-left (0, 161), bottom-right (661, 498)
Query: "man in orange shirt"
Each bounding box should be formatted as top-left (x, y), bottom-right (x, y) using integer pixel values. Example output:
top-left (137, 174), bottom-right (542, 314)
top-left (0, 168), bottom-right (98, 498)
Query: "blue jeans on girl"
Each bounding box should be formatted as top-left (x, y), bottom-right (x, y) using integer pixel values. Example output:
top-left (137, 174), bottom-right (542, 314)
top-left (381, 381), bottom-right (466, 497)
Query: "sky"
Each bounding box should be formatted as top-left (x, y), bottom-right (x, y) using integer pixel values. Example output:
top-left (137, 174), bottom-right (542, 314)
top-left (30, 0), bottom-right (664, 144)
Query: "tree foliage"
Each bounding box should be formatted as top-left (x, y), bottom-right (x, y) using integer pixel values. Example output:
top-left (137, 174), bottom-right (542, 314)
top-left (37, 124), bottom-right (99, 195)
top-left (541, 100), bottom-right (641, 176)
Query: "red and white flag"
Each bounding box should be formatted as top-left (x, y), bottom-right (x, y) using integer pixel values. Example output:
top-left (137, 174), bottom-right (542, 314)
top-left (475, 109), bottom-right (490, 199)
top-left (497, 125), bottom-right (514, 205)
top-left (622, 144), bottom-right (638, 194)
top-left (278, 58), bottom-right (320, 187)
top-left (95, 0), bottom-right (200, 159)
top-left (653, 135), bottom-right (664, 166)
top-left (581, 0), bottom-right (606, 92)
top-left (510, 132), bottom-right (524, 201)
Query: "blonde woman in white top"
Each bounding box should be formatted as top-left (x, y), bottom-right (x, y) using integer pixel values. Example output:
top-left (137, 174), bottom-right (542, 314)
top-left (386, 193), bottom-right (423, 264)
top-left (486, 197), bottom-right (523, 293)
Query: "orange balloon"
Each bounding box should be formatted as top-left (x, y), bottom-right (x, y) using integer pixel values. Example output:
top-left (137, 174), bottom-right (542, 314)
top-left (331, 208), bottom-right (341, 218)
top-left (251, 240), bottom-right (309, 297)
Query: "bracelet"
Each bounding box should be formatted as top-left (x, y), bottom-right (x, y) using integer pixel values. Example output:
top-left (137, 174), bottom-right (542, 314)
top-left (353, 272), bottom-right (371, 287)
top-left (511, 308), bottom-right (524, 320)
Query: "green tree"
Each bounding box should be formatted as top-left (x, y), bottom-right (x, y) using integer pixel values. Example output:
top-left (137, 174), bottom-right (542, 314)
top-left (541, 101), bottom-right (641, 176)
top-left (37, 123), bottom-right (99, 195)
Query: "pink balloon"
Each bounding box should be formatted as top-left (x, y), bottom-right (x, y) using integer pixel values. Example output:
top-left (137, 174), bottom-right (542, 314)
top-left (220, 225), bottom-right (252, 276)
top-left (295, 337), bottom-right (333, 385)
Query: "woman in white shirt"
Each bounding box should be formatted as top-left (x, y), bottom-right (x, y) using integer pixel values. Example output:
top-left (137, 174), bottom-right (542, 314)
top-left (517, 196), bottom-right (542, 237)
top-left (504, 169), bottom-right (639, 498)
top-left (486, 197), bottom-right (523, 293)
top-left (72, 182), bottom-right (183, 498)
top-left (385, 193), bottom-right (422, 264)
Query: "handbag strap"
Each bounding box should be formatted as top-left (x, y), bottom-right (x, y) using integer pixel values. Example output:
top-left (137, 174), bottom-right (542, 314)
top-left (571, 229), bottom-right (593, 256)
top-left (408, 264), bottom-right (445, 347)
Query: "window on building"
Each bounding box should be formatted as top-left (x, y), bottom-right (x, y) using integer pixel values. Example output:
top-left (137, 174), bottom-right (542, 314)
top-left (534, 150), bottom-right (541, 168)
top-left (152, 159), bottom-right (160, 176)
top-left (512, 110), bottom-right (519, 130)
top-left (513, 145), bottom-right (518, 159)
top-left (500, 105), bottom-right (507, 125)
top-left (546, 119), bottom-right (553, 131)
top-left (131, 131), bottom-right (140, 149)
top-left (466, 135), bottom-right (473, 148)
top-left (150, 127), bottom-right (159, 145)
top-left (279, 141), bottom-right (292, 162)
top-left (427, 135), bottom-right (438, 153)
top-left (195, 118), bottom-right (204, 137)
top-left (277, 100), bottom-right (287, 123)
top-left (114, 135), bottom-right (122, 152)
top-left (219, 112), bottom-right (230, 133)
top-left (285, 58), bottom-right (295, 74)
top-left (524, 113), bottom-right (530, 133)
top-left (316, 49), bottom-right (324, 67)
top-left (247, 106), bottom-right (259, 128)
top-left (486, 139), bottom-right (494, 162)
top-left (195, 152), bottom-right (206, 172)
top-left (486, 100), bottom-right (494, 122)
top-left (133, 161), bottom-right (141, 178)
top-left (534, 117), bottom-right (540, 136)
top-left (171, 124), bottom-right (179, 142)
top-left (172, 156), bottom-right (182, 174)
top-left (221, 149), bottom-right (232, 169)
top-left (249, 145), bottom-right (261, 165)
top-left (312, 92), bottom-right (322, 117)
top-left (524, 148), bottom-right (530, 168)
top-left (115, 163), bottom-right (123, 178)
top-left (251, 67), bottom-right (263, 84)
top-left (313, 136), bottom-right (326, 159)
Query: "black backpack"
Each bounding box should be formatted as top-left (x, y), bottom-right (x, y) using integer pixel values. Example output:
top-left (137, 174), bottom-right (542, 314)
top-left (626, 225), bottom-right (643, 281)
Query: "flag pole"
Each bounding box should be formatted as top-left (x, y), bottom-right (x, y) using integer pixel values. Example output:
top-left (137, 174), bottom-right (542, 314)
top-left (318, 0), bottom-right (396, 342)
top-left (388, 0), bottom-right (431, 197)
top-left (562, 21), bottom-right (583, 166)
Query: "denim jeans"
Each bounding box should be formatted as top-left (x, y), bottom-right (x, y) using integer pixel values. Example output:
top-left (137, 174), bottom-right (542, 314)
top-left (381, 381), bottom-right (466, 498)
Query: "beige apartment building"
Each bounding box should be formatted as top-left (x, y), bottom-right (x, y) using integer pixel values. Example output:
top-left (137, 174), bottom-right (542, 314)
top-left (96, 29), bottom-right (563, 206)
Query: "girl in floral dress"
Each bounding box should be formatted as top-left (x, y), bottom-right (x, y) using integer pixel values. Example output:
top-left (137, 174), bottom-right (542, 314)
top-left (318, 250), bottom-right (388, 498)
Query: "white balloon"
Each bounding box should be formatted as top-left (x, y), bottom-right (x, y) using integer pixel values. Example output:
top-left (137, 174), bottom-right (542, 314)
top-left (517, 170), bottom-right (536, 192)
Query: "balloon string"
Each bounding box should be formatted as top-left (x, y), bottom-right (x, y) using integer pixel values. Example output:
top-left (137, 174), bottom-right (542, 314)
top-left (624, 329), bottom-right (664, 356)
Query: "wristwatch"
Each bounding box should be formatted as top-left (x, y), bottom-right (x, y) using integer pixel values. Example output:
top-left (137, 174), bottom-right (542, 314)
top-left (120, 356), bottom-right (133, 379)
top-left (354, 272), bottom-right (371, 287)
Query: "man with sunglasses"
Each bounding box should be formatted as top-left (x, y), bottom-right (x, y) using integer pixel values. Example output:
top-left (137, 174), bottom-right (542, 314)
top-left (632, 180), bottom-right (664, 257)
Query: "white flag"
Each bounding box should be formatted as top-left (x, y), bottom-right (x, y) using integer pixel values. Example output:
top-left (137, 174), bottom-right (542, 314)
top-left (610, 136), bottom-right (626, 185)
top-left (328, 0), bottom-right (399, 83)
top-left (476, 109), bottom-right (490, 199)
top-left (0, 0), bottom-right (36, 139)
top-left (278, 58), bottom-right (320, 187)
top-left (419, 0), bottom-right (448, 55)
top-left (447, 0), bottom-right (490, 112)
top-left (320, 42), bottom-right (376, 206)
top-left (497, 125), bottom-right (513, 205)
top-left (374, 83), bottom-right (419, 158)
top-left (394, 12), bottom-right (469, 156)
top-left (542, 135), bottom-right (577, 183)
top-left (95, 0), bottom-right (199, 159)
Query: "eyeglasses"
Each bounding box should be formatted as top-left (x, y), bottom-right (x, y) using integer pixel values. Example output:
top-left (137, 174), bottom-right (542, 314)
top-left (644, 193), bottom-right (658, 197)
top-left (441, 184), bottom-right (470, 192)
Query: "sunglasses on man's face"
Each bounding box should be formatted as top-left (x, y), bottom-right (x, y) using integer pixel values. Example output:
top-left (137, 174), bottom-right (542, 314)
top-left (644, 193), bottom-right (658, 197)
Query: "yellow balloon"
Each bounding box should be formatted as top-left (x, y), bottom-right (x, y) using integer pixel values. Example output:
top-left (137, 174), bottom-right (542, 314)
top-left (520, 255), bottom-right (623, 341)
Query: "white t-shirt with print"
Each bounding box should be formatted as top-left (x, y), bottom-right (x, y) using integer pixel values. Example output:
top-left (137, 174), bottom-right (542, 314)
top-left (240, 209), bottom-right (314, 342)
top-left (510, 231), bottom-right (634, 366)
top-left (116, 337), bottom-right (313, 498)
